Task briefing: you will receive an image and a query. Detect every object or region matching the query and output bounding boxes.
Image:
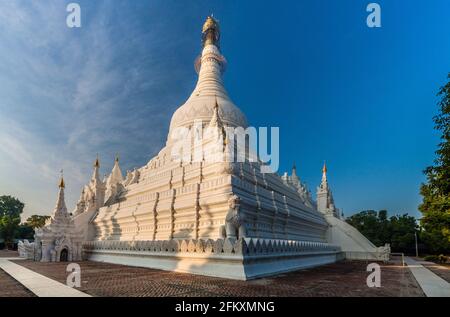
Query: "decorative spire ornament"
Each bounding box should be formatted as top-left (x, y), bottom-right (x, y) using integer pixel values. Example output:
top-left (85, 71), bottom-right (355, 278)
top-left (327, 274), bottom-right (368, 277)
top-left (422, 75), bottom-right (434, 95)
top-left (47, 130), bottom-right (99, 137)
top-left (209, 96), bottom-right (223, 127)
top-left (321, 161), bottom-right (328, 185)
top-left (292, 162), bottom-right (298, 177)
top-left (91, 154), bottom-right (102, 185)
top-left (59, 169), bottom-right (65, 189)
top-left (52, 170), bottom-right (69, 220)
top-left (202, 15), bottom-right (220, 48)
top-left (94, 153), bottom-right (100, 168)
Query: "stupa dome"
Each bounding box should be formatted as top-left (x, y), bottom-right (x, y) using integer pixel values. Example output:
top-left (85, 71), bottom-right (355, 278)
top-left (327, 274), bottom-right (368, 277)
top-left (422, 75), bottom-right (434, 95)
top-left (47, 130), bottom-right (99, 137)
top-left (169, 93), bottom-right (248, 134)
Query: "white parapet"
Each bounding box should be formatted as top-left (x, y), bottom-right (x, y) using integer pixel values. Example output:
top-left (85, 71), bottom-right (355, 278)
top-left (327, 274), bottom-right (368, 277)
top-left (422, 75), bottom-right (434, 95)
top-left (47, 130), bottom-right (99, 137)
top-left (83, 238), bottom-right (343, 280)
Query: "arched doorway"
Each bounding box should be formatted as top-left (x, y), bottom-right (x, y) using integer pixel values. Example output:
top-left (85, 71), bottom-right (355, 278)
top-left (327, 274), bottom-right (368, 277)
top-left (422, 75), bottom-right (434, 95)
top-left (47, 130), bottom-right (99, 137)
top-left (60, 248), bottom-right (68, 262)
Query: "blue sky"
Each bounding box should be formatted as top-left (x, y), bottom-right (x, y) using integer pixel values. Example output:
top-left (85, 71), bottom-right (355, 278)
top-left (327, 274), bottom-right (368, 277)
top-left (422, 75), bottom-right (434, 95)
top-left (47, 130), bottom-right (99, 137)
top-left (0, 0), bottom-right (449, 220)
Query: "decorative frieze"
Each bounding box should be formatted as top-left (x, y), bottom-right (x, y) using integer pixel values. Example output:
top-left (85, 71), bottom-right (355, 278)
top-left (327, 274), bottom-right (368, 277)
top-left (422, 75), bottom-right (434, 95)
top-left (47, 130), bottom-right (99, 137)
top-left (83, 238), bottom-right (340, 256)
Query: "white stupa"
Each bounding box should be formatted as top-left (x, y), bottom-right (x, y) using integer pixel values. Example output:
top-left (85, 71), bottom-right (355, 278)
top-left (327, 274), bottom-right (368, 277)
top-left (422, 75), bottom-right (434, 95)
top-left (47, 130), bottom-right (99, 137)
top-left (21, 16), bottom-right (390, 279)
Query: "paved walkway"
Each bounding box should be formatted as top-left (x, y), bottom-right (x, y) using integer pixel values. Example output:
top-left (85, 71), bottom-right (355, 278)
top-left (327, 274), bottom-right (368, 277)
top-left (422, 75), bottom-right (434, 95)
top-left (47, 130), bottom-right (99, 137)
top-left (405, 257), bottom-right (450, 297)
top-left (0, 258), bottom-right (90, 297)
top-left (11, 259), bottom-right (424, 297)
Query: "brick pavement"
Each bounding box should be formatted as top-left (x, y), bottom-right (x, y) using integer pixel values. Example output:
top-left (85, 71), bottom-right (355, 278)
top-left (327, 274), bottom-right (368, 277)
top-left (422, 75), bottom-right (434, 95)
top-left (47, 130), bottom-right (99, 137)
top-left (0, 250), bottom-right (19, 258)
top-left (0, 268), bottom-right (35, 297)
top-left (9, 259), bottom-right (424, 297)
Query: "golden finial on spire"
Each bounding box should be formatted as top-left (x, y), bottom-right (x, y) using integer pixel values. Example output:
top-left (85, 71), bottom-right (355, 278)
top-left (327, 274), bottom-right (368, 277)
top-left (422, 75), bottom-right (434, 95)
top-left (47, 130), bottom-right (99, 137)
top-left (322, 161), bottom-right (327, 174)
top-left (59, 169), bottom-right (65, 189)
top-left (202, 15), bottom-right (219, 33)
top-left (94, 154), bottom-right (100, 168)
top-left (202, 15), bottom-right (220, 48)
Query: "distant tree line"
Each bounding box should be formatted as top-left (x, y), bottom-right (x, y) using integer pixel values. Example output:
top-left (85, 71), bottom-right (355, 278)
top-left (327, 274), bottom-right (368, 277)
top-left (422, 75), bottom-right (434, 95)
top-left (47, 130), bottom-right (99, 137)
top-left (346, 210), bottom-right (420, 254)
top-left (0, 195), bottom-right (49, 250)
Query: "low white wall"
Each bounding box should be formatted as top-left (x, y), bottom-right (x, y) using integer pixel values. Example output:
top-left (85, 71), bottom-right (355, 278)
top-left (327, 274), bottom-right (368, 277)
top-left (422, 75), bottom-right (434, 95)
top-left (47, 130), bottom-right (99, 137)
top-left (83, 238), bottom-right (342, 280)
top-left (86, 249), bottom-right (342, 280)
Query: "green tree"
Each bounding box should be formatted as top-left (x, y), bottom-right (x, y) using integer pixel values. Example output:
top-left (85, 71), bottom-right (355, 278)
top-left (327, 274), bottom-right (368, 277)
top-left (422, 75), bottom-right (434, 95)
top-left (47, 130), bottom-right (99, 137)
top-left (0, 196), bottom-right (25, 249)
top-left (389, 214), bottom-right (418, 251)
top-left (346, 210), bottom-right (418, 253)
top-left (419, 73), bottom-right (450, 254)
top-left (0, 195), bottom-right (24, 218)
top-left (346, 210), bottom-right (382, 246)
top-left (18, 224), bottom-right (34, 240)
top-left (378, 210), bottom-right (391, 244)
top-left (25, 215), bottom-right (50, 229)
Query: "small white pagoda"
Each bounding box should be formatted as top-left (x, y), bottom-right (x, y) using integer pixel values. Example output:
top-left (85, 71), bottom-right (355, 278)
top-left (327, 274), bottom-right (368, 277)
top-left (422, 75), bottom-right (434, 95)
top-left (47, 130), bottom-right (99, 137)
top-left (19, 176), bottom-right (84, 262)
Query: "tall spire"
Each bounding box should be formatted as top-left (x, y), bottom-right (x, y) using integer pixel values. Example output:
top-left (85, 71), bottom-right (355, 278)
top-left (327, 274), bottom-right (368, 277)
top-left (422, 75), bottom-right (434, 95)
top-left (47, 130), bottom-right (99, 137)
top-left (84, 154), bottom-right (106, 211)
top-left (53, 172), bottom-right (69, 220)
top-left (291, 162), bottom-right (300, 183)
top-left (94, 154), bottom-right (100, 168)
top-left (191, 16), bottom-right (227, 97)
top-left (317, 161), bottom-right (338, 217)
top-left (292, 162), bottom-right (298, 177)
top-left (168, 15), bottom-right (247, 138)
top-left (91, 154), bottom-right (102, 184)
top-left (58, 169), bottom-right (65, 189)
top-left (321, 161), bottom-right (328, 185)
top-left (109, 155), bottom-right (123, 185)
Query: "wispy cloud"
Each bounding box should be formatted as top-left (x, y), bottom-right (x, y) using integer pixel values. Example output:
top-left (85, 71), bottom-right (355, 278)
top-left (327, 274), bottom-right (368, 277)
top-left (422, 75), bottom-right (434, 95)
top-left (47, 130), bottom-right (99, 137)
top-left (0, 1), bottom-right (194, 219)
